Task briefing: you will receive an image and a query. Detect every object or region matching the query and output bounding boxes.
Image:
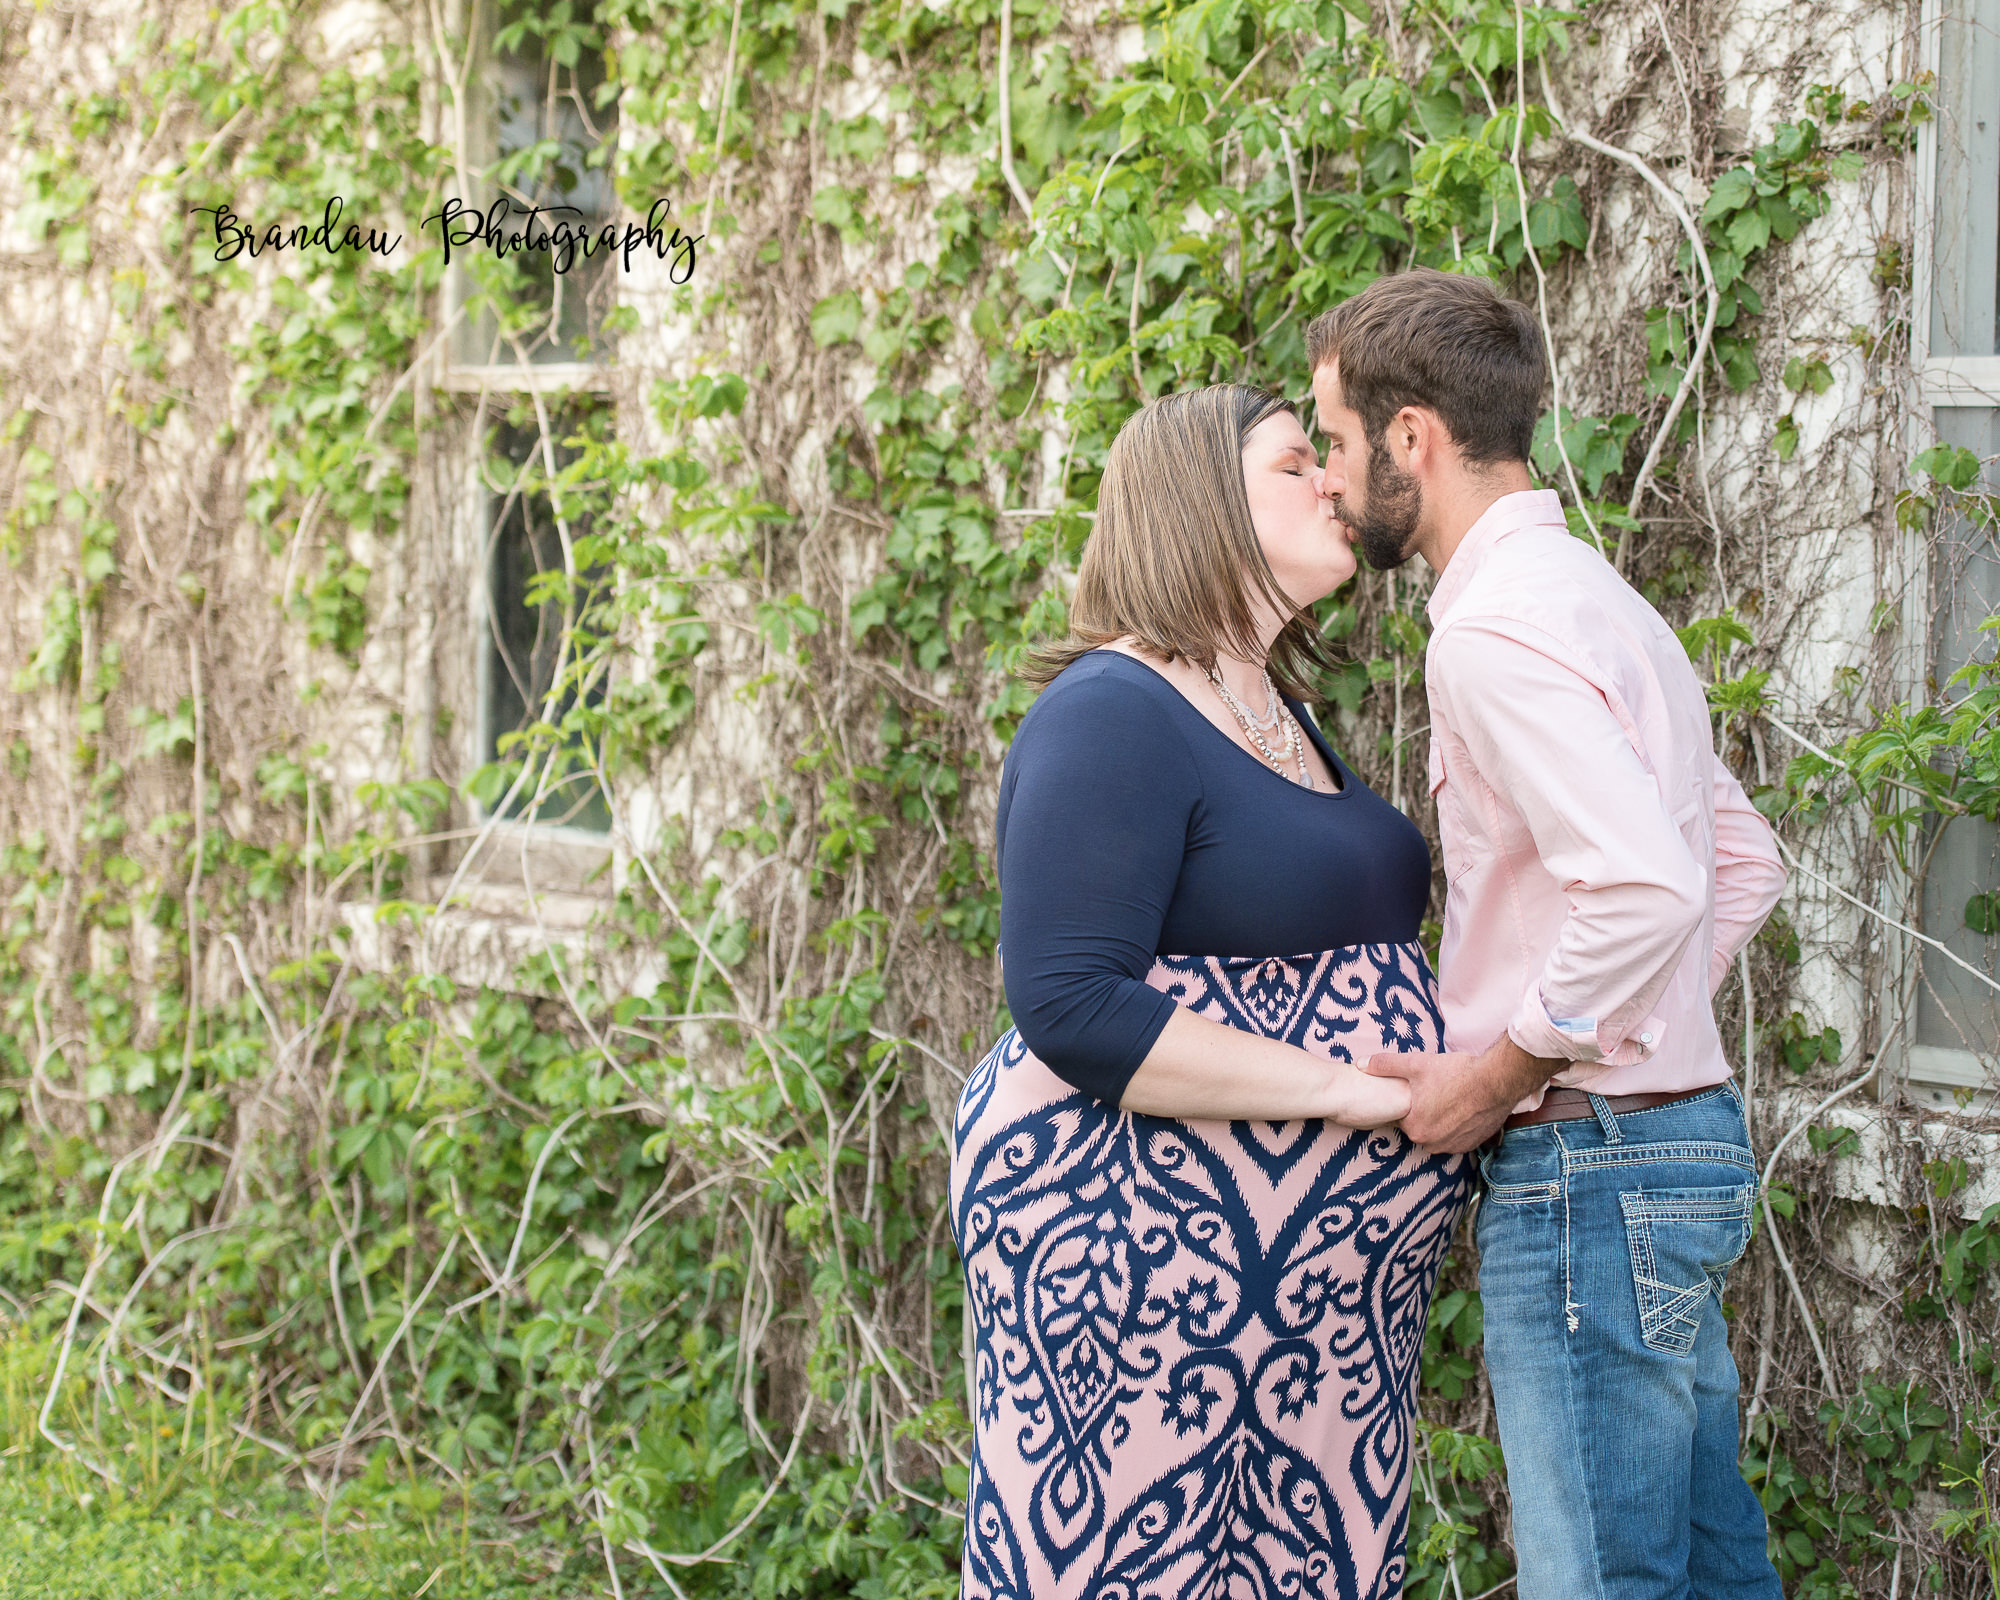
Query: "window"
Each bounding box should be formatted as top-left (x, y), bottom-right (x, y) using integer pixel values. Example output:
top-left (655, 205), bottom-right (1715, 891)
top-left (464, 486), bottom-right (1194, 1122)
top-left (444, 15), bottom-right (619, 386)
top-left (1910, 0), bottom-right (2000, 1107)
top-left (448, 21), bottom-right (618, 860)
top-left (478, 414), bottom-right (611, 835)
top-left (1925, 0), bottom-right (1999, 375)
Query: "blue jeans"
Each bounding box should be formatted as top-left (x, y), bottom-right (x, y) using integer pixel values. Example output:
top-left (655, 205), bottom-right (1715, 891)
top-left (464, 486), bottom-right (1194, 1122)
top-left (1476, 1084), bottom-right (1782, 1600)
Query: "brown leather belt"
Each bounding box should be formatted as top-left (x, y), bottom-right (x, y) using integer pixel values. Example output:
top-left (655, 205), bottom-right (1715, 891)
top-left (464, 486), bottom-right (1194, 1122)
top-left (1502, 1083), bottom-right (1719, 1131)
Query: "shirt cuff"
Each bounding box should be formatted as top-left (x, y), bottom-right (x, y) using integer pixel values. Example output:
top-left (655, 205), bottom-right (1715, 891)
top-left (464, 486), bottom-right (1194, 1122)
top-left (1508, 986), bottom-right (1666, 1068)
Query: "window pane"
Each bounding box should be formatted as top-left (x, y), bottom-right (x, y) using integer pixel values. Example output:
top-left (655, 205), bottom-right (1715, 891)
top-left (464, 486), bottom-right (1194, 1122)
top-left (1918, 407), bottom-right (2000, 1051)
top-left (1930, 0), bottom-right (2000, 357)
top-left (457, 32), bottom-right (619, 366)
top-left (484, 417), bottom-right (611, 833)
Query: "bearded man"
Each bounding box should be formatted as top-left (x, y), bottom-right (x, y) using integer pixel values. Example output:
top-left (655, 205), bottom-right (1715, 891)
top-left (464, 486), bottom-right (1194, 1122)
top-left (1306, 267), bottom-right (1789, 1600)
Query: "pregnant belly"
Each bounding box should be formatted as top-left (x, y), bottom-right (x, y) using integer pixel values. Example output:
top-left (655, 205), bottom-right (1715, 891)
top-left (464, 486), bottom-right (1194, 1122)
top-left (947, 945), bottom-right (1471, 1600)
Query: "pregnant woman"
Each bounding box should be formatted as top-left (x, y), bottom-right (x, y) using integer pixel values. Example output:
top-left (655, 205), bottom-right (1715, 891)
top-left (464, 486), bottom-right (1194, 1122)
top-left (951, 384), bottom-right (1472, 1600)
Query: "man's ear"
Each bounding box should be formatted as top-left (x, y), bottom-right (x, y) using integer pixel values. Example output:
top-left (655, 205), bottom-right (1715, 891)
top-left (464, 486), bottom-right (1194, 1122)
top-left (1389, 405), bottom-right (1431, 472)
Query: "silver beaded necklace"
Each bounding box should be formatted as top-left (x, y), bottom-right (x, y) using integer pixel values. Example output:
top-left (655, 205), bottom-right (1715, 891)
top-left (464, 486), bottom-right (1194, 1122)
top-left (1209, 663), bottom-right (1284, 732)
top-left (1208, 665), bottom-right (1314, 787)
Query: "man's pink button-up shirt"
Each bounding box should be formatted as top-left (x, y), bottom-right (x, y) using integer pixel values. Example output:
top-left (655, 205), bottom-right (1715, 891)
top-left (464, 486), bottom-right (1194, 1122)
top-left (1423, 490), bottom-right (1785, 1104)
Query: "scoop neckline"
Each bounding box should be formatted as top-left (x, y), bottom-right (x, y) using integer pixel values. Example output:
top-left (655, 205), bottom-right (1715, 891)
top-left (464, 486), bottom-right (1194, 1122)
top-left (1083, 648), bottom-right (1354, 800)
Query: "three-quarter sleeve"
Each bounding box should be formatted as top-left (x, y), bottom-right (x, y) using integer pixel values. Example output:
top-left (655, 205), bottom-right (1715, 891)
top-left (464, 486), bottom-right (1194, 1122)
top-left (997, 672), bottom-right (1204, 1104)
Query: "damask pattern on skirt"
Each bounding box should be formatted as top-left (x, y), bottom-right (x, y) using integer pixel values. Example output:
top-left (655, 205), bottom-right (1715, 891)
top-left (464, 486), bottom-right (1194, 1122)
top-left (951, 945), bottom-right (1473, 1600)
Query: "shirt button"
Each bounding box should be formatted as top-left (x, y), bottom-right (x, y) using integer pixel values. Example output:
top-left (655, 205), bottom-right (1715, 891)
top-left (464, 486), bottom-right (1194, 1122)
top-left (1640, 1031), bottom-right (1655, 1045)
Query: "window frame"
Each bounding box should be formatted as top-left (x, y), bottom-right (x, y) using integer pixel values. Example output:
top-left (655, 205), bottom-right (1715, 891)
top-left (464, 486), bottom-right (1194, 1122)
top-left (1898, 0), bottom-right (2000, 1110)
top-left (442, 9), bottom-right (622, 875)
top-left (474, 408), bottom-right (616, 838)
top-left (440, 5), bottom-right (622, 389)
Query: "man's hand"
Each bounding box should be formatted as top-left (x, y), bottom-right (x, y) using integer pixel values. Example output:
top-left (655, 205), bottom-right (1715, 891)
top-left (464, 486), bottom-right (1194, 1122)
top-left (1363, 1035), bottom-right (1562, 1153)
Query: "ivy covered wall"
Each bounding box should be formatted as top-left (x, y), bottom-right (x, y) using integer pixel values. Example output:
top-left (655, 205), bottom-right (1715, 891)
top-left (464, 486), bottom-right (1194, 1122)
top-left (0, 0), bottom-right (1996, 1594)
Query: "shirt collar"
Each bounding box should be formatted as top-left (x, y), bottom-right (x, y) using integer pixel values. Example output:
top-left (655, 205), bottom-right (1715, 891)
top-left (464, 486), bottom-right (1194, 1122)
top-left (1423, 488), bottom-right (1568, 625)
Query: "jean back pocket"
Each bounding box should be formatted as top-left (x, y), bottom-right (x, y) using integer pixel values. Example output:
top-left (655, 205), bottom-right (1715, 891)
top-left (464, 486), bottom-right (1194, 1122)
top-left (1618, 1185), bottom-right (1755, 1356)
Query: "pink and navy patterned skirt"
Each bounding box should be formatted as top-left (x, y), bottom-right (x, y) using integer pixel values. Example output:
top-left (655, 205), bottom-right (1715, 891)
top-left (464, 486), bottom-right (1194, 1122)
top-left (950, 944), bottom-right (1472, 1600)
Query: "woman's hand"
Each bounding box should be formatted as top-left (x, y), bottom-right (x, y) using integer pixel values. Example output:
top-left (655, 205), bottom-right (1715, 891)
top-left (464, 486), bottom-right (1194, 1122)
top-left (1362, 1038), bottom-right (1557, 1152)
top-left (1328, 1060), bottom-right (1413, 1128)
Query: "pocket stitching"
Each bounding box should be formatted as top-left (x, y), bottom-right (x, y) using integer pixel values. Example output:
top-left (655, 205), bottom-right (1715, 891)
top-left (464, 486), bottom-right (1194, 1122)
top-left (1568, 1142), bottom-right (1755, 1175)
top-left (1619, 1185), bottom-right (1754, 1356)
top-left (1484, 1180), bottom-right (1560, 1205)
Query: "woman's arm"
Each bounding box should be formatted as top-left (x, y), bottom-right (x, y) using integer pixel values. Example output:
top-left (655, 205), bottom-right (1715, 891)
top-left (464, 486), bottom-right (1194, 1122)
top-left (1118, 1007), bottom-right (1412, 1125)
top-left (998, 675), bottom-right (1194, 1102)
top-left (1000, 665), bottom-right (1409, 1126)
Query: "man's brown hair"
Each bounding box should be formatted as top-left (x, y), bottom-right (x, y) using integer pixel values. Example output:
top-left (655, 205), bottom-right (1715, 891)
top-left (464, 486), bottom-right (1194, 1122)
top-left (1020, 384), bottom-right (1338, 696)
top-left (1305, 268), bottom-right (1546, 465)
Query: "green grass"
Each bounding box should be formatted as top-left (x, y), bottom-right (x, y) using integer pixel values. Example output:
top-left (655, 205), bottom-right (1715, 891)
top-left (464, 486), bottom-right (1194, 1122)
top-left (0, 1452), bottom-right (605, 1599)
top-left (0, 1328), bottom-right (609, 1598)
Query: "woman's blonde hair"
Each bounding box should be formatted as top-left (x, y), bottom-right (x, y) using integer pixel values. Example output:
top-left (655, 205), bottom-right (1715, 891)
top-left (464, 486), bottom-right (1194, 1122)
top-left (1020, 383), bottom-right (1339, 696)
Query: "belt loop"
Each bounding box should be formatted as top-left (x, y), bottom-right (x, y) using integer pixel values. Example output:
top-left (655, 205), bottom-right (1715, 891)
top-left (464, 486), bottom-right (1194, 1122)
top-left (1587, 1092), bottom-right (1623, 1144)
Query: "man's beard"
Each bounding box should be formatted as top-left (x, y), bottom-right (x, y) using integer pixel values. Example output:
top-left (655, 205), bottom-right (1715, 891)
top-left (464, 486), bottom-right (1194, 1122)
top-left (1338, 438), bottom-right (1423, 570)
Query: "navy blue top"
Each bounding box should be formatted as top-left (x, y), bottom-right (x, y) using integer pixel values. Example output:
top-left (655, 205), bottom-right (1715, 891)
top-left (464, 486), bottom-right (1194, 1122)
top-left (996, 650), bottom-right (1434, 1104)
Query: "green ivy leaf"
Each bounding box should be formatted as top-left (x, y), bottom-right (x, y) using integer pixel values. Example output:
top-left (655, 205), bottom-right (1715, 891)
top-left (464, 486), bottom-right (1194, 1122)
top-left (1760, 194), bottom-right (1804, 242)
top-left (1719, 337), bottom-right (1761, 391)
top-left (689, 373), bottom-right (747, 417)
top-left (1701, 166), bottom-right (1756, 222)
top-left (1806, 1123), bottom-right (1859, 1158)
top-left (465, 761), bottom-right (518, 807)
top-left (1725, 205), bottom-right (1772, 255)
top-left (1709, 668), bottom-right (1772, 716)
top-left (1913, 444), bottom-right (1982, 491)
top-left (809, 290), bottom-right (863, 347)
top-left (1782, 355), bottom-right (1834, 395)
top-left (1676, 610), bottom-right (1755, 663)
top-left (810, 185), bottom-right (865, 242)
top-left (1526, 175), bottom-right (1590, 253)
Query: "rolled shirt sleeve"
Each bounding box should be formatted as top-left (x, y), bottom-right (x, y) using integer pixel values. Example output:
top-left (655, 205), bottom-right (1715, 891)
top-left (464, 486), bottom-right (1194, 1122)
top-left (1430, 621), bottom-right (1708, 1067)
top-left (1708, 751), bottom-right (1786, 994)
